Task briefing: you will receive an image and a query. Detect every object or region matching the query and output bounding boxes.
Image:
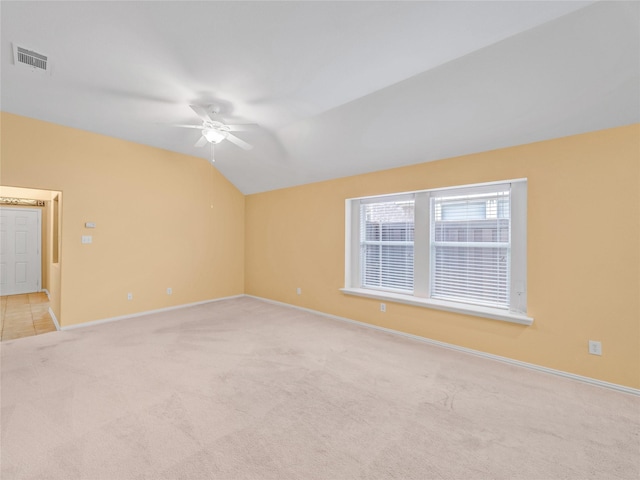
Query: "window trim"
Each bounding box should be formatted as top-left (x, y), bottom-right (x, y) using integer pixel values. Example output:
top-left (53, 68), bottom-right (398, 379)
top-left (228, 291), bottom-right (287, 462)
top-left (340, 287), bottom-right (533, 325)
top-left (343, 179), bottom-right (533, 326)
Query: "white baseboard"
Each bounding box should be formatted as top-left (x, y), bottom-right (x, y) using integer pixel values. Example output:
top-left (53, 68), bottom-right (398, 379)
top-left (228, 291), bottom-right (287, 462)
top-left (245, 295), bottom-right (640, 397)
top-left (48, 307), bottom-right (61, 331)
top-left (60, 294), bottom-right (245, 331)
top-left (41, 289), bottom-right (50, 300)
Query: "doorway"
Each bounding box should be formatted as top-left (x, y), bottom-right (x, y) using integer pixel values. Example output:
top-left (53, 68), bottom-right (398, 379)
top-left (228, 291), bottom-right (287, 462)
top-left (0, 186), bottom-right (63, 329)
top-left (0, 207), bottom-right (42, 295)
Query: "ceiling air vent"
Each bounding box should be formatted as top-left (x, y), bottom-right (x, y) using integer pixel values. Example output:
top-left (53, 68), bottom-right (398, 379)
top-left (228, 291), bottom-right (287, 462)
top-left (12, 44), bottom-right (51, 73)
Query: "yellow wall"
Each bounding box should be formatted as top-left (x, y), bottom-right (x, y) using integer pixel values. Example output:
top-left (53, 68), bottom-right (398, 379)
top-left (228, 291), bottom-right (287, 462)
top-left (1, 112), bottom-right (245, 327)
top-left (245, 124), bottom-right (640, 388)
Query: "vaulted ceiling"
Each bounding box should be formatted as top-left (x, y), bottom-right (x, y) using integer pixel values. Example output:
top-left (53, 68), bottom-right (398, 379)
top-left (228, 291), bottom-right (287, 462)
top-left (2, 1), bottom-right (638, 194)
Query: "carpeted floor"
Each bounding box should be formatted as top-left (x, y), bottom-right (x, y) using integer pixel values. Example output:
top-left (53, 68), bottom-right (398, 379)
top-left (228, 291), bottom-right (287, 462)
top-left (1, 296), bottom-right (638, 479)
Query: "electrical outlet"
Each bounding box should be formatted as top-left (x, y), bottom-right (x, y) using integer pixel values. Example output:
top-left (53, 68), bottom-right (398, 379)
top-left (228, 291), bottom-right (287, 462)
top-left (380, 303), bottom-right (386, 313)
top-left (296, 287), bottom-right (301, 295)
top-left (588, 340), bottom-right (602, 356)
top-left (167, 287), bottom-right (172, 295)
top-left (127, 293), bottom-right (133, 301)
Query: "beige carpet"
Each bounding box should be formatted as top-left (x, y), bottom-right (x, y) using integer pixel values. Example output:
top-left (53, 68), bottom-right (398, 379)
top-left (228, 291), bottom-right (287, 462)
top-left (1, 296), bottom-right (638, 479)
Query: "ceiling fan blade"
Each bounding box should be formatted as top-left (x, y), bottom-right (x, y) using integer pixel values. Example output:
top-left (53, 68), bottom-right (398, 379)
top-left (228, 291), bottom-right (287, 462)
top-left (194, 136), bottom-right (208, 148)
top-left (173, 124), bottom-right (204, 129)
top-left (189, 104), bottom-right (214, 122)
top-left (226, 123), bottom-right (259, 132)
top-left (226, 133), bottom-right (253, 150)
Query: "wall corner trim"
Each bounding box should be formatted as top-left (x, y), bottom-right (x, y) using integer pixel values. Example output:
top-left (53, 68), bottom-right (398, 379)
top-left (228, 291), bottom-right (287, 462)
top-left (48, 306), bottom-right (61, 331)
top-left (245, 295), bottom-right (640, 396)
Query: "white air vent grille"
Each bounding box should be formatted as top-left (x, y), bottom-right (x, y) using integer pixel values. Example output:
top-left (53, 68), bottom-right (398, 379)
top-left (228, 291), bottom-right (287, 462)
top-left (13, 44), bottom-right (50, 73)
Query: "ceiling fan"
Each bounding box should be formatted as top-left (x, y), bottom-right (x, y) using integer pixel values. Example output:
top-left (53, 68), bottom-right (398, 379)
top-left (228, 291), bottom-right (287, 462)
top-left (173, 105), bottom-right (256, 162)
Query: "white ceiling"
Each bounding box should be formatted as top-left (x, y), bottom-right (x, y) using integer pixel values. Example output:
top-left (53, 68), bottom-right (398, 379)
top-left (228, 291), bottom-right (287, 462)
top-left (1, 1), bottom-right (638, 194)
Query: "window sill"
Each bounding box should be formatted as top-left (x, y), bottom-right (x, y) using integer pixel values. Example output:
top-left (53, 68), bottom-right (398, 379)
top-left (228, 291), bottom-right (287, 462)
top-left (340, 288), bottom-right (533, 325)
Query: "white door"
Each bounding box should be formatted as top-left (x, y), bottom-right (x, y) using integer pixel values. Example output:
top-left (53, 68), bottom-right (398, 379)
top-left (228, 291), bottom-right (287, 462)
top-left (0, 207), bottom-right (41, 296)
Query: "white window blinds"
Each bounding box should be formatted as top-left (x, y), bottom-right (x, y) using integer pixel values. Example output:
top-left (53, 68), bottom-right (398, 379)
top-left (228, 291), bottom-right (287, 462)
top-left (430, 185), bottom-right (511, 308)
top-left (360, 196), bottom-right (415, 292)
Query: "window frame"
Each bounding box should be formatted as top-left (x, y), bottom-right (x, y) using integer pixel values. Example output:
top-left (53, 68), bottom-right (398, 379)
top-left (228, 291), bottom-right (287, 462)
top-left (342, 179), bottom-right (533, 326)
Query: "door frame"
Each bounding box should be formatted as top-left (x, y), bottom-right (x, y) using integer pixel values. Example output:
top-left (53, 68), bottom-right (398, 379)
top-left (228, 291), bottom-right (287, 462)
top-left (0, 206), bottom-right (42, 295)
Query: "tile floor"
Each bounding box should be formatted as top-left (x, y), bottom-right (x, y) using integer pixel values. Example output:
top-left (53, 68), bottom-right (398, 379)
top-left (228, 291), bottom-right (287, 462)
top-left (0, 292), bottom-right (57, 341)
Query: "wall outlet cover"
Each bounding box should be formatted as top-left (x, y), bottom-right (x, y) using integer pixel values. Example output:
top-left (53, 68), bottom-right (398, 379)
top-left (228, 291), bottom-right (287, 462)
top-left (588, 340), bottom-right (602, 356)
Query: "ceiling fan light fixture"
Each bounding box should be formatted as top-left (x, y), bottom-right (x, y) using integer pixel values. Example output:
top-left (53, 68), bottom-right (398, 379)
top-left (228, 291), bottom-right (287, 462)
top-left (202, 128), bottom-right (227, 144)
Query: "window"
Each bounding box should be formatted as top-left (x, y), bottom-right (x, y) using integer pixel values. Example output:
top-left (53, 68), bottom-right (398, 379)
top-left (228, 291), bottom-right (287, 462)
top-left (360, 195), bottom-right (415, 292)
top-left (431, 185), bottom-right (510, 308)
top-left (343, 179), bottom-right (531, 325)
